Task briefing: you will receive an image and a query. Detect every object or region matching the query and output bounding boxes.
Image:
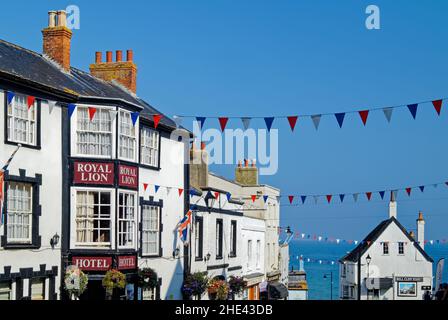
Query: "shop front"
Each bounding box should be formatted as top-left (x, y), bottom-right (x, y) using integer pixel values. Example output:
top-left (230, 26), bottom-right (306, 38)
top-left (243, 272), bottom-right (264, 300)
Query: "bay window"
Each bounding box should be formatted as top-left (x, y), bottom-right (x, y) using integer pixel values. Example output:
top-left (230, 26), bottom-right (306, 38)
top-left (119, 111), bottom-right (137, 161)
top-left (76, 107), bottom-right (113, 157)
top-left (118, 191), bottom-right (137, 249)
top-left (141, 205), bottom-right (161, 256)
top-left (75, 189), bottom-right (112, 247)
top-left (140, 126), bottom-right (159, 167)
top-left (6, 93), bottom-right (38, 146)
top-left (6, 182), bottom-right (33, 243)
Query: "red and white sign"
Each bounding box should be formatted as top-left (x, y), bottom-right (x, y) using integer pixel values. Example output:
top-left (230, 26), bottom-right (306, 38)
top-left (118, 164), bottom-right (138, 189)
top-left (118, 255), bottom-right (136, 270)
top-left (72, 256), bottom-right (112, 271)
top-left (73, 161), bottom-right (114, 185)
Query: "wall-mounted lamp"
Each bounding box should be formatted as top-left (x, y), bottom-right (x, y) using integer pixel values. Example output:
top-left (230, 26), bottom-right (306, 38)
top-left (204, 253), bottom-right (211, 262)
top-left (50, 233), bottom-right (60, 248)
top-left (172, 247), bottom-right (180, 258)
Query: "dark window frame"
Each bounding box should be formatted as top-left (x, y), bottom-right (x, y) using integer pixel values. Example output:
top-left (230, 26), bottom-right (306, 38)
top-left (229, 220), bottom-right (237, 258)
top-left (216, 218), bottom-right (223, 260)
top-left (398, 242), bottom-right (404, 255)
top-left (139, 197), bottom-right (163, 258)
top-left (4, 94), bottom-right (42, 150)
top-left (0, 169), bottom-right (42, 249)
top-left (194, 216), bottom-right (203, 261)
top-left (383, 242), bottom-right (389, 255)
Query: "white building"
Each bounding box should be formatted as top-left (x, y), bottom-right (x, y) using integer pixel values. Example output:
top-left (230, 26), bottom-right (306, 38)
top-left (0, 9), bottom-right (189, 300)
top-left (339, 192), bottom-right (433, 300)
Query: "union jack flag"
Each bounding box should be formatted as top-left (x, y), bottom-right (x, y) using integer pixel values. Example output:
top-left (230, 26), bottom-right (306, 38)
top-left (178, 210), bottom-right (192, 243)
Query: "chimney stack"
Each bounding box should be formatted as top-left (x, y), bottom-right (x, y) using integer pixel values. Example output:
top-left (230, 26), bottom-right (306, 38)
top-left (417, 211), bottom-right (425, 249)
top-left (42, 10), bottom-right (72, 71)
top-left (189, 141), bottom-right (209, 189)
top-left (235, 158), bottom-right (259, 186)
top-left (389, 191), bottom-right (397, 219)
top-left (89, 49), bottom-right (137, 93)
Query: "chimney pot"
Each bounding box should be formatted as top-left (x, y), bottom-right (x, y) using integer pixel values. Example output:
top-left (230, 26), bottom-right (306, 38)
top-left (251, 159), bottom-right (256, 167)
top-left (238, 160), bottom-right (242, 168)
top-left (201, 142), bottom-right (206, 150)
top-left (48, 11), bottom-right (57, 28)
top-left (116, 50), bottom-right (123, 62)
top-left (56, 10), bottom-right (67, 27)
top-left (244, 159), bottom-right (249, 167)
top-left (95, 52), bottom-right (102, 64)
top-left (127, 50), bottom-right (133, 62)
top-left (106, 51), bottom-right (112, 63)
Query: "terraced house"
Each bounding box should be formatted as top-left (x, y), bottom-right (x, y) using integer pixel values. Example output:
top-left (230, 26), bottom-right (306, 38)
top-left (0, 9), bottom-right (189, 300)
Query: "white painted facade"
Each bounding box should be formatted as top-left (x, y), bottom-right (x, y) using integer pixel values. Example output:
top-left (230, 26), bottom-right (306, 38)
top-left (339, 200), bottom-right (433, 300)
top-left (0, 92), bottom-right (62, 300)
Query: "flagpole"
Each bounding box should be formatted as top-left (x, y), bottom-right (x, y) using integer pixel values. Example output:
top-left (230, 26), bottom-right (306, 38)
top-left (1, 144), bottom-right (22, 225)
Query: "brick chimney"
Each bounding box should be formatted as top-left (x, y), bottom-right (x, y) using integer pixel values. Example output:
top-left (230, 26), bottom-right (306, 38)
top-left (189, 142), bottom-right (209, 189)
top-left (235, 159), bottom-right (258, 186)
top-left (89, 49), bottom-right (137, 93)
top-left (42, 10), bottom-right (72, 71)
top-left (417, 211), bottom-right (425, 249)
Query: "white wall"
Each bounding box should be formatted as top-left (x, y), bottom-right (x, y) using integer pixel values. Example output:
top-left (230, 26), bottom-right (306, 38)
top-left (241, 216), bottom-right (265, 276)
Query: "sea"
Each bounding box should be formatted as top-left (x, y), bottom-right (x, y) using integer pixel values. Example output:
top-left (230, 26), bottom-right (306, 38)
top-left (288, 240), bottom-right (448, 300)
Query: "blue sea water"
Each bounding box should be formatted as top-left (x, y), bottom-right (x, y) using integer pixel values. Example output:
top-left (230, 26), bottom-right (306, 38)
top-left (288, 240), bottom-right (448, 300)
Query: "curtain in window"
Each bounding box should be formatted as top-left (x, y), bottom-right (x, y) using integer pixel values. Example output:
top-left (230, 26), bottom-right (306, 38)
top-left (77, 107), bottom-right (112, 156)
top-left (7, 94), bottom-right (36, 145)
top-left (119, 192), bottom-right (135, 248)
top-left (140, 127), bottom-right (159, 166)
top-left (142, 206), bottom-right (159, 255)
top-left (119, 111), bottom-right (136, 160)
top-left (76, 191), bottom-right (95, 243)
top-left (6, 182), bottom-right (32, 242)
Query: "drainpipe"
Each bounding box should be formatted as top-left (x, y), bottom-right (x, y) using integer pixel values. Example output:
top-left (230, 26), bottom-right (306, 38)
top-left (357, 254), bottom-right (361, 300)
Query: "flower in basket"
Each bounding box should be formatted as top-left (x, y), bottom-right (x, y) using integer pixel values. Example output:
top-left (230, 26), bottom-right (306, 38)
top-left (138, 267), bottom-right (158, 289)
top-left (181, 272), bottom-right (209, 299)
top-left (102, 269), bottom-right (126, 292)
top-left (64, 265), bottom-right (88, 299)
top-left (207, 279), bottom-right (229, 300)
top-left (228, 276), bottom-right (247, 295)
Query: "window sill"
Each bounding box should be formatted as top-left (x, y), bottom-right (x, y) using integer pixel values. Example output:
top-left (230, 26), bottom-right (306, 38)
top-left (216, 256), bottom-right (223, 260)
top-left (229, 253), bottom-right (236, 258)
top-left (140, 253), bottom-right (162, 258)
top-left (1, 241), bottom-right (41, 250)
top-left (195, 257), bottom-right (204, 262)
top-left (139, 163), bottom-right (161, 171)
top-left (4, 140), bottom-right (40, 150)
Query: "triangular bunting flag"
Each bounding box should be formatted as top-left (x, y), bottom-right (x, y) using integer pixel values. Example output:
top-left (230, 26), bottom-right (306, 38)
top-left (251, 195), bottom-right (257, 203)
top-left (335, 113), bottom-right (345, 128)
top-left (419, 186), bottom-right (425, 193)
top-left (358, 110), bottom-right (369, 126)
top-left (392, 190), bottom-right (398, 199)
top-left (109, 110), bottom-right (118, 120)
top-left (407, 104), bottom-right (418, 119)
top-left (301, 196), bottom-right (307, 204)
top-left (214, 192), bottom-right (220, 199)
top-left (379, 191), bottom-right (385, 199)
top-left (287, 116), bottom-right (298, 132)
top-left (143, 183), bottom-right (148, 191)
top-left (383, 107), bottom-right (393, 123)
top-left (288, 195), bottom-right (295, 204)
top-left (432, 100), bottom-right (443, 115)
top-left (68, 104), bottom-right (77, 118)
top-left (218, 117), bottom-right (229, 132)
top-left (166, 187), bottom-right (172, 195)
top-left (339, 194), bottom-right (345, 203)
top-left (153, 114), bottom-right (163, 129)
top-left (196, 117), bottom-right (206, 130)
top-left (241, 117), bottom-right (251, 130)
top-left (226, 192), bottom-right (231, 201)
top-left (366, 192), bottom-right (372, 201)
top-left (311, 114), bottom-right (321, 130)
top-left (263, 195), bottom-right (268, 203)
top-left (154, 185), bottom-right (160, 193)
top-left (88, 107), bottom-right (97, 121)
top-left (406, 187), bottom-right (412, 196)
top-left (27, 96), bottom-right (36, 109)
top-left (173, 115), bottom-right (183, 128)
top-left (178, 188), bottom-right (184, 197)
top-left (48, 100), bottom-right (57, 114)
top-left (131, 112), bottom-right (140, 126)
top-left (264, 117), bottom-right (275, 132)
top-left (353, 193), bottom-right (359, 202)
top-left (313, 196), bottom-right (319, 204)
top-left (7, 91), bottom-right (15, 105)
top-left (326, 195), bottom-right (332, 204)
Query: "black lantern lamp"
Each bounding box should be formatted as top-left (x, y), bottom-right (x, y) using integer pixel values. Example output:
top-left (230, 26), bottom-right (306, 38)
top-left (50, 233), bottom-right (60, 248)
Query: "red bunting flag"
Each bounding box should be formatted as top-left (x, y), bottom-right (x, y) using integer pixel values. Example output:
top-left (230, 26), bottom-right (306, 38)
top-left (358, 110), bottom-right (369, 126)
top-left (214, 192), bottom-right (220, 199)
top-left (251, 195), bottom-right (257, 202)
top-left (288, 195), bottom-right (295, 204)
top-left (432, 100), bottom-right (443, 115)
top-left (153, 114), bottom-right (163, 129)
top-left (143, 183), bottom-right (148, 191)
top-left (88, 107), bottom-right (97, 121)
top-left (406, 187), bottom-right (412, 196)
top-left (27, 96), bottom-right (36, 109)
top-left (178, 188), bottom-right (184, 196)
top-left (366, 192), bottom-right (372, 201)
top-left (367, 241), bottom-right (371, 245)
top-left (218, 117), bottom-right (229, 132)
top-left (287, 116), bottom-right (298, 131)
top-left (326, 195), bottom-right (332, 203)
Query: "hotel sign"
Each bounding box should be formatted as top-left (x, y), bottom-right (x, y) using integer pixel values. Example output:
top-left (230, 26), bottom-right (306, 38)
top-left (118, 255), bottom-right (136, 270)
top-left (72, 256), bottom-right (112, 271)
top-left (396, 277), bottom-right (423, 282)
top-left (118, 164), bottom-right (138, 189)
top-left (73, 161), bottom-right (114, 185)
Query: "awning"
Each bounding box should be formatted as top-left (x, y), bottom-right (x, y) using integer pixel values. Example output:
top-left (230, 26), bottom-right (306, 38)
top-left (268, 282), bottom-right (288, 300)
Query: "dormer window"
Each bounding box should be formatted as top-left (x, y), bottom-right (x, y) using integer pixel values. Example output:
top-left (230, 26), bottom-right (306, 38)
top-left (6, 93), bottom-right (39, 147)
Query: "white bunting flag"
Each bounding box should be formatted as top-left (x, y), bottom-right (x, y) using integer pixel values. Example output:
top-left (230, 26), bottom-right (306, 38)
top-left (47, 100), bottom-right (57, 114)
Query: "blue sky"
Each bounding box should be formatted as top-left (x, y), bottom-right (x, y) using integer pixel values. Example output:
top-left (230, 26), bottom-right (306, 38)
top-left (2, 0), bottom-right (448, 240)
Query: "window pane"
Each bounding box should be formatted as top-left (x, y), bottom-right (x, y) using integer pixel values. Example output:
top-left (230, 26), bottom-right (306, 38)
top-left (76, 107), bottom-right (112, 156)
top-left (119, 111), bottom-right (136, 161)
top-left (7, 94), bottom-right (37, 145)
top-left (142, 205), bottom-right (159, 255)
top-left (6, 182), bottom-right (33, 242)
top-left (140, 127), bottom-right (159, 167)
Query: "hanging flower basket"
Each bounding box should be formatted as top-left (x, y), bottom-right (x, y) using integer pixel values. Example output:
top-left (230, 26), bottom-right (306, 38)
top-left (64, 265), bottom-right (88, 300)
top-left (102, 269), bottom-right (126, 293)
top-left (181, 272), bottom-right (209, 299)
top-left (138, 267), bottom-right (158, 290)
top-left (228, 276), bottom-right (247, 295)
top-left (207, 279), bottom-right (229, 300)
